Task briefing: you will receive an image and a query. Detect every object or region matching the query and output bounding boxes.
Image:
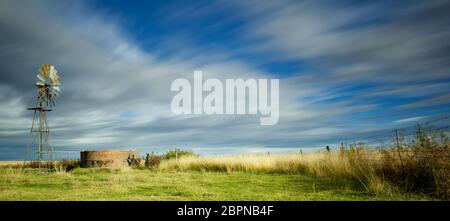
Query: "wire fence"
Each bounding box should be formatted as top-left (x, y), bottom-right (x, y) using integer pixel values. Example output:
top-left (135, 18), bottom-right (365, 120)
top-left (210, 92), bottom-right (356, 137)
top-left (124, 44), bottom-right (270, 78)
top-left (332, 114), bottom-right (450, 151)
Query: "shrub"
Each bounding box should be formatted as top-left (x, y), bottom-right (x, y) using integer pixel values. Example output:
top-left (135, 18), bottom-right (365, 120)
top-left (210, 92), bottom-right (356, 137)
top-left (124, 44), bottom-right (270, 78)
top-left (145, 153), bottom-right (162, 168)
top-left (58, 159), bottom-right (81, 171)
top-left (163, 149), bottom-right (196, 160)
top-left (380, 138), bottom-right (450, 199)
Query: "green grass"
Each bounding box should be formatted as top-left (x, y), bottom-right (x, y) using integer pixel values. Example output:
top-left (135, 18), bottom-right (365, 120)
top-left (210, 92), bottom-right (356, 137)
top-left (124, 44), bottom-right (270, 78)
top-left (0, 167), bottom-right (428, 201)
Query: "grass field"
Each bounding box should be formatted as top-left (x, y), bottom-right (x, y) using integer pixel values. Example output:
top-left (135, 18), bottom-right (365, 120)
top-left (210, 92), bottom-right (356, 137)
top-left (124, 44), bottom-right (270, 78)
top-left (0, 166), bottom-right (428, 201)
top-left (1, 129), bottom-right (448, 201)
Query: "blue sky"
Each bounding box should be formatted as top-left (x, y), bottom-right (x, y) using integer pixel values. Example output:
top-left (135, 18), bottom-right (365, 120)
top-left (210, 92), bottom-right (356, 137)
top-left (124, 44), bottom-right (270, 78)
top-left (0, 0), bottom-right (449, 159)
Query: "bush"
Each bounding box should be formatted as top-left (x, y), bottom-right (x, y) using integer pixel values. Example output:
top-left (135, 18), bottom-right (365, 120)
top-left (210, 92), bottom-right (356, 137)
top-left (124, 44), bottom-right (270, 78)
top-left (58, 159), bottom-right (81, 171)
top-left (380, 138), bottom-right (450, 199)
top-left (145, 153), bottom-right (162, 168)
top-left (163, 149), bottom-right (196, 160)
top-left (142, 149), bottom-right (197, 169)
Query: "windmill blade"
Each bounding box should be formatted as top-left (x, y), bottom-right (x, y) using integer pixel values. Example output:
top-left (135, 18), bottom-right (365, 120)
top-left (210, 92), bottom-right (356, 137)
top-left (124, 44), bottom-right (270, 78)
top-left (39, 64), bottom-right (51, 78)
top-left (38, 67), bottom-right (45, 76)
top-left (49, 67), bottom-right (60, 87)
top-left (53, 80), bottom-right (60, 86)
top-left (37, 74), bottom-right (47, 83)
top-left (49, 66), bottom-right (56, 79)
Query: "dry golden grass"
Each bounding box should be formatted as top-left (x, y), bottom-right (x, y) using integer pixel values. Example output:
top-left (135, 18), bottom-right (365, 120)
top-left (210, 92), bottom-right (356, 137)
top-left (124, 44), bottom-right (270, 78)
top-left (158, 150), bottom-right (382, 174)
top-left (158, 144), bottom-right (449, 199)
top-left (0, 161), bottom-right (23, 166)
top-left (158, 151), bottom-right (385, 192)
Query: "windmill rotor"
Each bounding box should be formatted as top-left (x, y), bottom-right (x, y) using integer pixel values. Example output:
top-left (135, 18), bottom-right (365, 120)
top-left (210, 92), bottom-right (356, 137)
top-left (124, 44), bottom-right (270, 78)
top-left (36, 64), bottom-right (60, 105)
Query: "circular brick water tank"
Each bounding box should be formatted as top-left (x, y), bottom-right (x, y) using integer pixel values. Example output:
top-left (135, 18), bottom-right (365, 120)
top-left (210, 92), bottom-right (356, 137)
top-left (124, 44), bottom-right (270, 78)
top-left (80, 150), bottom-right (139, 168)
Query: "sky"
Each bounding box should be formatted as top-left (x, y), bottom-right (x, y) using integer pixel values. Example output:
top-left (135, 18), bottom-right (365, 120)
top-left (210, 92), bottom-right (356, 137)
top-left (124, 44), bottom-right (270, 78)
top-left (0, 0), bottom-right (450, 159)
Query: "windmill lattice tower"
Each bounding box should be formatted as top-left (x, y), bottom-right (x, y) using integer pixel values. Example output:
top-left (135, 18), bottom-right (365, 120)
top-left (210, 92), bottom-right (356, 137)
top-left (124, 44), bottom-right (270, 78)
top-left (27, 64), bottom-right (60, 162)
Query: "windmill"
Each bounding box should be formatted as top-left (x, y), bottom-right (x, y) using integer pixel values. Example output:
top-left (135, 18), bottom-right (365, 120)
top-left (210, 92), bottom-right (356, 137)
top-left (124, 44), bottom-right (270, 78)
top-left (26, 64), bottom-right (61, 162)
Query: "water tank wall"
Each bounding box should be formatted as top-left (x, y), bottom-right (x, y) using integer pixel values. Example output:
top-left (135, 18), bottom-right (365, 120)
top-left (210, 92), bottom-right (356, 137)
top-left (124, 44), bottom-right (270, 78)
top-left (80, 150), bottom-right (139, 168)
